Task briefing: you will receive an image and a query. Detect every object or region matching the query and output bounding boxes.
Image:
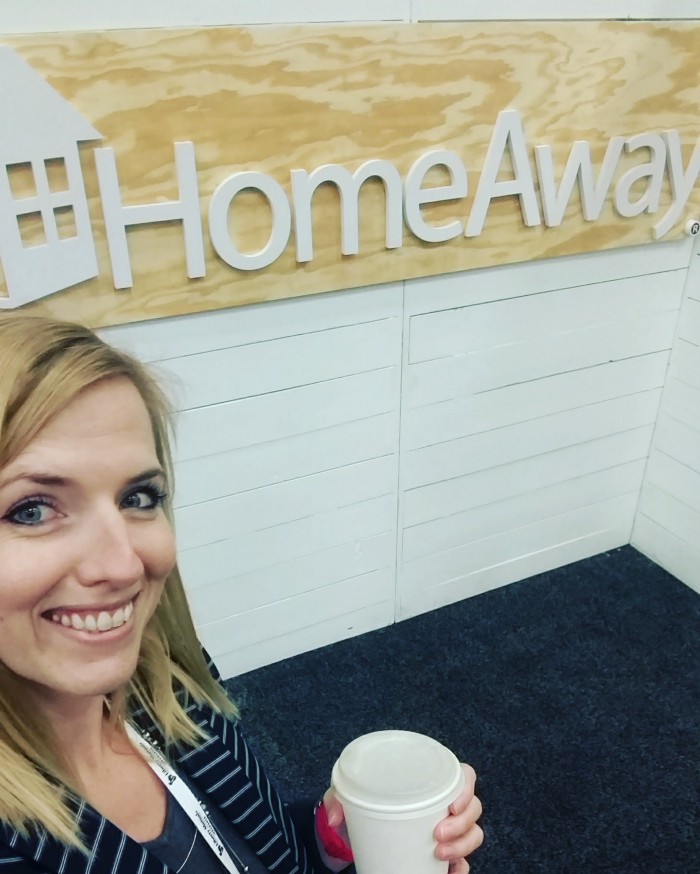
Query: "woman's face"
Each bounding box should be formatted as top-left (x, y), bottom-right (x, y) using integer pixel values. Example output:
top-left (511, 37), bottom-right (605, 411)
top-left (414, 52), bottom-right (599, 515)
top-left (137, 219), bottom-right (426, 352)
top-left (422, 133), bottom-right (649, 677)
top-left (0, 377), bottom-right (176, 707)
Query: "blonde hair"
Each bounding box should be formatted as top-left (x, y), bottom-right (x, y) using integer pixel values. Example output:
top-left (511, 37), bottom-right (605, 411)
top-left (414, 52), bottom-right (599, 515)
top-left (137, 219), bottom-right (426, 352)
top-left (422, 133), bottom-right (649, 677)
top-left (0, 315), bottom-right (237, 848)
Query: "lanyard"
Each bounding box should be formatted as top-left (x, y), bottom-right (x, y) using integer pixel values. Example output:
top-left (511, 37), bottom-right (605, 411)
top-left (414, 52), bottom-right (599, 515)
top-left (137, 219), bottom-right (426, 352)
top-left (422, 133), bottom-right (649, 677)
top-left (126, 723), bottom-right (247, 874)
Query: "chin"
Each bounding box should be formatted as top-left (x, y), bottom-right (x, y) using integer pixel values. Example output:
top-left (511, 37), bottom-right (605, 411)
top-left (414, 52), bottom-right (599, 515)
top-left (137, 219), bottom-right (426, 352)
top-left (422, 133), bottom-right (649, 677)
top-left (58, 651), bottom-right (141, 701)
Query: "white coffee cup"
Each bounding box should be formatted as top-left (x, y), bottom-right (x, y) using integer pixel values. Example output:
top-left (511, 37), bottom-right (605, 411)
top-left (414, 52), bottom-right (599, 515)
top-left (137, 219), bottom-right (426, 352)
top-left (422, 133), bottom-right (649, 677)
top-left (331, 730), bottom-right (465, 874)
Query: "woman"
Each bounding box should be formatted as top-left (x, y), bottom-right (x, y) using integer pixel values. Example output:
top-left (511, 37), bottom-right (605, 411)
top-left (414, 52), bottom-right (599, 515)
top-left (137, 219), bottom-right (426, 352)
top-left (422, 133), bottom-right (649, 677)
top-left (0, 315), bottom-right (483, 873)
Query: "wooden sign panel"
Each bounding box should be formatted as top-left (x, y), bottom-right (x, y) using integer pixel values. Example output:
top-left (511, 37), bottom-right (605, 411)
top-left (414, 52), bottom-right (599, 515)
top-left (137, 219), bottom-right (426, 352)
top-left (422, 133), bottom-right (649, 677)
top-left (0, 22), bottom-right (699, 327)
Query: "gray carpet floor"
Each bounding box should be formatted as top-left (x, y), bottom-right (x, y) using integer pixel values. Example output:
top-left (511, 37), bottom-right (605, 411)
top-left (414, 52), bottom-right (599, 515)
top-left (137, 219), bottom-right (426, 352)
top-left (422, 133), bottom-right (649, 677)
top-left (227, 546), bottom-right (700, 874)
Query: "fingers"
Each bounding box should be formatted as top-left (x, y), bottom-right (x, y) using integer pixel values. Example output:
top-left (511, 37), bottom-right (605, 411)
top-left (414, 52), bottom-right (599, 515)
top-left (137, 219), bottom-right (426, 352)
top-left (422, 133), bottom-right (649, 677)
top-left (436, 815), bottom-right (484, 862)
top-left (322, 787), bottom-right (346, 829)
top-left (434, 763), bottom-right (483, 866)
top-left (435, 767), bottom-right (482, 846)
top-left (437, 793), bottom-right (483, 840)
top-left (447, 764), bottom-right (477, 816)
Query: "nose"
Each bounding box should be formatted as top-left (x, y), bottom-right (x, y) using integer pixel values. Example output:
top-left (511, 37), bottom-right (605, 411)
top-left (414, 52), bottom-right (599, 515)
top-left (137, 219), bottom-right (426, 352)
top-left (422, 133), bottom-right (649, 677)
top-left (74, 508), bottom-right (145, 589)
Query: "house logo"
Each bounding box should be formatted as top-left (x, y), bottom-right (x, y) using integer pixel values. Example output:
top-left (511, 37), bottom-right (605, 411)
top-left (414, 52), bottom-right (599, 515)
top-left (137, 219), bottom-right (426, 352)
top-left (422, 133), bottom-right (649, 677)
top-left (0, 47), bottom-right (102, 309)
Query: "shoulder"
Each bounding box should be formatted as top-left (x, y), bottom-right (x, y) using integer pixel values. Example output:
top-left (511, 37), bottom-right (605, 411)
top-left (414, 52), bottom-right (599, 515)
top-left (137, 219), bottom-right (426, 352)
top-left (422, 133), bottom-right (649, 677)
top-left (0, 850), bottom-right (39, 871)
top-left (0, 826), bottom-right (64, 873)
top-left (0, 824), bottom-right (36, 869)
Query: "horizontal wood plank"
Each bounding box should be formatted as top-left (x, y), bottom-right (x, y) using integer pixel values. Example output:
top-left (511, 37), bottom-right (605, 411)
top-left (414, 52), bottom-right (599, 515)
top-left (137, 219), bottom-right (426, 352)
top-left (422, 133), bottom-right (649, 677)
top-left (176, 455), bottom-right (398, 550)
top-left (403, 391), bottom-right (660, 490)
top-left (178, 493), bottom-right (397, 587)
top-left (175, 367), bottom-right (399, 460)
top-left (213, 600), bottom-right (394, 678)
top-left (161, 317), bottom-right (401, 410)
top-left (636, 482), bottom-right (700, 549)
top-left (405, 313), bottom-right (677, 406)
top-left (403, 354), bottom-right (668, 450)
top-left (102, 283), bottom-right (403, 362)
top-left (174, 412), bottom-right (397, 506)
top-left (190, 531), bottom-right (396, 623)
top-left (399, 495), bottom-right (635, 617)
top-left (678, 297), bottom-right (700, 345)
top-left (642, 451), bottom-right (700, 517)
top-left (0, 1), bottom-right (410, 33)
top-left (632, 516), bottom-right (700, 596)
top-left (404, 241), bottom-right (693, 316)
top-left (198, 568), bottom-right (395, 655)
top-left (669, 339), bottom-right (700, 390)
top-left (413, 1), bottom-right (700, 21)
top-left (652, 415), bottom-right (700, 471)
top-left (408, 271), bottom-right (685, 364)
top-left (404, 426), bottom-right (653, 526)
top-left (657, 377), bottom-right (700, 434)
top-left (403, 461), bottom-right (644, 562)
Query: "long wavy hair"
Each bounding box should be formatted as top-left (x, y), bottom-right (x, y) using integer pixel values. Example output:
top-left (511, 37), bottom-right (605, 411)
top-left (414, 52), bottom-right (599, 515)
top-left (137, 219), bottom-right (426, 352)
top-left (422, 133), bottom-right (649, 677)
top-left (0, 315), bottom-right (236, 848)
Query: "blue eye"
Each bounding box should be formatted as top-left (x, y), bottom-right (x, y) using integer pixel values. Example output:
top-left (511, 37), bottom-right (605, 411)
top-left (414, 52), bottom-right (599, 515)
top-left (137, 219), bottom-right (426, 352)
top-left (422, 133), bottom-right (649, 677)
top-left (5, 499), bottom-right (56, 527)
top-left (121, 485), bottom-right (168, 511)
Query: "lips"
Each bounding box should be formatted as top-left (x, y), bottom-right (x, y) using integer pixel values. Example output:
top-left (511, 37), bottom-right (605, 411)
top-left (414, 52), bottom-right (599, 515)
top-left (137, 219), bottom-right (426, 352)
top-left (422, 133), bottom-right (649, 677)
top-left (45, 597), bottom-right (135, 634)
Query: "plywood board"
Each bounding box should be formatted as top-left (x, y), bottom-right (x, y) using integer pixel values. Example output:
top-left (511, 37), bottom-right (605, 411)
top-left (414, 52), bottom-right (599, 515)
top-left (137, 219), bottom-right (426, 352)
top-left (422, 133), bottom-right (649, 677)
top-left (1, 22), bottom-right (699, 326)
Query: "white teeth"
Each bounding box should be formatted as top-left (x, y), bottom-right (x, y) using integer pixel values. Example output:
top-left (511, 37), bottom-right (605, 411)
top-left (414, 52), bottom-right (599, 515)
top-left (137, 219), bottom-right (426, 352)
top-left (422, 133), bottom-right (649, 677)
top-left (50, 599), bottom-right (135, 634)
top-left (97, 611), bottom-right (112, 631)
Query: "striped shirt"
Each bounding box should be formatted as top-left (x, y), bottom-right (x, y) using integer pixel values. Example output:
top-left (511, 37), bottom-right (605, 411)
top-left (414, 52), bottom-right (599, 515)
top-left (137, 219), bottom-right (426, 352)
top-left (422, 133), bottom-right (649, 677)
top-left (0, 659), bottom-right (323, 874)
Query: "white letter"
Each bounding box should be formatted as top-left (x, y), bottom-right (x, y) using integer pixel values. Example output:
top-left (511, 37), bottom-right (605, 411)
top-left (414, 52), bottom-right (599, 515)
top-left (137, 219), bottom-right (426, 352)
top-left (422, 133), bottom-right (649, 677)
top-left (291, 160), bottom-right (403, 263)
top-left (208, 171), bottom-right (291, 271)
top-left (535, 137), bottom-right (625, 227)
top-left (614, 133), bottom-right (666, 218)
top-left (465, 109), bottom-right (540, 238)
top-left (95, 142), bottom-right (205, 289)
top-left (403, 149), bottom-right (468, 243)
top-left (653, 131), bottom-right (700, 239)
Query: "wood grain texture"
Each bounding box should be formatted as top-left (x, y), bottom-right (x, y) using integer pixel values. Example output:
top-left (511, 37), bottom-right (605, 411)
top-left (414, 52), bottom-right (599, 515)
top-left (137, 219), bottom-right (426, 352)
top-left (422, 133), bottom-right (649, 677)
top-left (1, 21), bottom-right (699, 327)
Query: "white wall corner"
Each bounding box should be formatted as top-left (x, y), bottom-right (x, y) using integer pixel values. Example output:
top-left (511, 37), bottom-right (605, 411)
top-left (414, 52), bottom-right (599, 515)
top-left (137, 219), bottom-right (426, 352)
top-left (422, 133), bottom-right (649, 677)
top-left (632, 233), bottom-right (700, 593)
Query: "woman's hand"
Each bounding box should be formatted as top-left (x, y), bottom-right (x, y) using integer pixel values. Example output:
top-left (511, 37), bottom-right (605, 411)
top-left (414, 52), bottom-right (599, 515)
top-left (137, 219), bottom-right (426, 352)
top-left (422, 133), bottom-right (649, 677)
top-left (433, 764), bottom-right (483, 873)
top-left (318, 789), bottom-right (353, 871)
top-left (321, 762), bottom-right (483, 873)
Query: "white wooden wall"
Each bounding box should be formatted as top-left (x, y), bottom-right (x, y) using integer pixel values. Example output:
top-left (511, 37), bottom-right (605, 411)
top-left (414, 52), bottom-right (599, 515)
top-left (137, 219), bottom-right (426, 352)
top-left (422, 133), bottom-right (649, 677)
top-left (398, 246), bottom-right (689, 618)
top-left (9, 2), bottom-right (700, 676)
top-left (3, 0), bottom-right (699, 30)
top-left (632, 239), bottom-right (700, 593)
top-left (102, 236), bottom-right (693, 674)
top-left (102, 289), bottom-right (402, 676)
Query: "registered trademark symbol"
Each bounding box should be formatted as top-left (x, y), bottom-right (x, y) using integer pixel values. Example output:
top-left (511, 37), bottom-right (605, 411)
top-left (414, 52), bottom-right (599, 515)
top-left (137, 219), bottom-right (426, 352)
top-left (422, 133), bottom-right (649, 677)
top-left (686, 219), bottom-right (700, 236)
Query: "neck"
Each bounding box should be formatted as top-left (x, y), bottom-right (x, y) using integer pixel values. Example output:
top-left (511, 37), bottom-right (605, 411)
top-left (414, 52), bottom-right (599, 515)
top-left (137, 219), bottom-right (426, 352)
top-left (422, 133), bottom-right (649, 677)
top-left (29, 689), bottom-right (123, 781)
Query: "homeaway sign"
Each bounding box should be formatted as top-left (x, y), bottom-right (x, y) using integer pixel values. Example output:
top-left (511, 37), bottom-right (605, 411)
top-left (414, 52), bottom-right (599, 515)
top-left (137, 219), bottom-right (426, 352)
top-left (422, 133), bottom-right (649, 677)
top-left (1, 22), bottom-right (700, 328)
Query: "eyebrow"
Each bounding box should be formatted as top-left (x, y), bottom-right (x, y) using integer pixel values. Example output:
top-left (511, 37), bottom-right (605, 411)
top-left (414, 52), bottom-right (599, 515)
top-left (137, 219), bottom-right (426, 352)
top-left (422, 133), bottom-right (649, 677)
top-left (125, 468), bottom-right (168, 485)
top-left (0, 467), bottom-right (167, 490)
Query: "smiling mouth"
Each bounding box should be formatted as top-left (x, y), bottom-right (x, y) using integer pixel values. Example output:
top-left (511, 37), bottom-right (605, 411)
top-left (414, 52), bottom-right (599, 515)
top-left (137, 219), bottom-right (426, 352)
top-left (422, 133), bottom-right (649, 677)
top-left (45, 598), bottom-right (135, 634)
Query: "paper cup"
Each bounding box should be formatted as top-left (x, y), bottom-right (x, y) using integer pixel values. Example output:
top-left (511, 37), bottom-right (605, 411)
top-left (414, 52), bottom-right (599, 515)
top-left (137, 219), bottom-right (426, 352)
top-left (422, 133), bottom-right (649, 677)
top-left (331, 730), bottom-right (465, 874)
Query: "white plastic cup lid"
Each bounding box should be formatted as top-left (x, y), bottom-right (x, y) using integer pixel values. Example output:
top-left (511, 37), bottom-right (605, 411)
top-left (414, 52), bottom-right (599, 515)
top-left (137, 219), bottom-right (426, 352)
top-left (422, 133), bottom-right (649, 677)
top-left (331, 730), bottom-right (463, 813)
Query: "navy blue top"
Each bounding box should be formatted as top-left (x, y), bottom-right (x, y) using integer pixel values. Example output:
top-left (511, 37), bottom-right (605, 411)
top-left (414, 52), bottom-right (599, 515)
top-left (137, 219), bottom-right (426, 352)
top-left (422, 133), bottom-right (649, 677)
top-left (142, 770), bottom-right (268, 874)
